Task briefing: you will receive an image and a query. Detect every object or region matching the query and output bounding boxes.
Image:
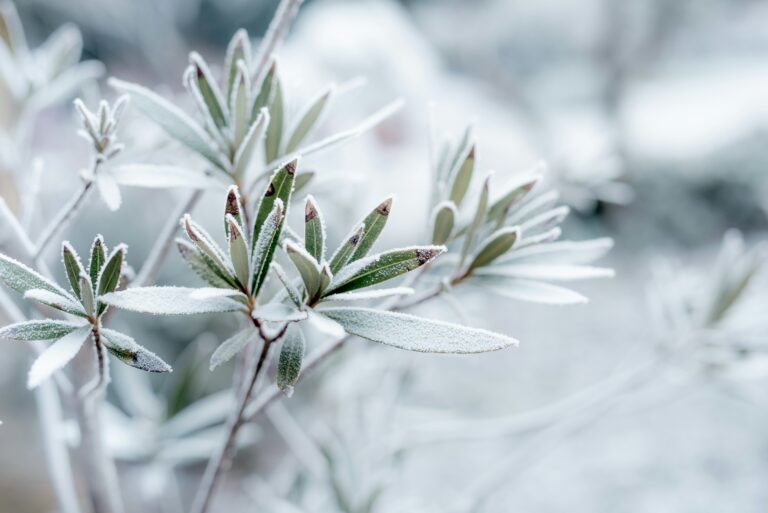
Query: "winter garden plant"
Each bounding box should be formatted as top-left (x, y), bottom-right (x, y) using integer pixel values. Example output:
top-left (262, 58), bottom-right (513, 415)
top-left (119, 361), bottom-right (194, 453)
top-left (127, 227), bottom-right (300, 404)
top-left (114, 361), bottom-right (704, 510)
top-left (0, 1), bottom-right (625, 512)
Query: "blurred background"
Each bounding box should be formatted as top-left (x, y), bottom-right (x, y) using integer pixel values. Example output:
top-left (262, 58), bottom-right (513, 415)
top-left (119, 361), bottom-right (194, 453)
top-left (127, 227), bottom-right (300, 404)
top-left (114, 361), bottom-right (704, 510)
top-left (1, 0), bottom-right (767, 512)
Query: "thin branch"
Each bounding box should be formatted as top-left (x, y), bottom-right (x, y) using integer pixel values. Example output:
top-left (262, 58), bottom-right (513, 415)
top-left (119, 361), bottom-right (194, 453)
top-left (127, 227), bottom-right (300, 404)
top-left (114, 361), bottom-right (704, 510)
top-left (34, 179), bottom-right (94, 259)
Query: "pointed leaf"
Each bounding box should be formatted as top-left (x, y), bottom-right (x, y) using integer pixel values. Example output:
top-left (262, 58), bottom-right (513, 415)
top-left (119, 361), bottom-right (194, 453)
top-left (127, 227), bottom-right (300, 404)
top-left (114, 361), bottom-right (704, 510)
top-left (264, 74), bottom-right (284, 162)
top-left (322, 287), bottom-right (414, 302)
top-left (479, 264), bottom-right (614, 281)
top-left (328, 223), bottom-right (365, 274)
top-left (251, 199), bottom-right (285, 295)
top-left (234, 108), bottom-right (269, 178)
top-left (177, 240), bottom-right (233, 289)
top-left (448, 144), bottom-right (475, 206)
top-left (487, 173), bottom-right (541, 225)
top-left (304, 195), bottom-right (326, 263)
top-left (80, 274), bottom-right (95, 317)
top-left (28, 326), bottom-right (91, 388)
top-left (0, 253), bottom-right (71, 298)
top-left (229, 61), bottom-right (251, 147)
top-left (101, 287), bottom-right (245, 315)
top-left (285, 241), bottom-right (322, 300)
top-left (89, 235), bottom-right (106, 287)
top-left (224, 29), bottom-right (251, 99)
top-left (0, 320), bottom-right (84, 341)
top-left (97, 171), bottom-right (122, 211)
top-left (226, 215), bottom-right (250, 289)
top-left (109, 164), bottom-right (222, 190)
top-left (285, 84), bottom-right (334, 153)
top-left (25, 289), bottom-right (86, 317)
top-left (431, 201), bottom-right (457, 245)
top-left (101, 328), bottom-right (172, 373)
top-left (251, 158), bottom-right (296, 251)
top-left (62, 242), bottom-right (85, 299)
top-left (460, 173), bottom-right (491, 265)
top-left (189, 52), bottom-right (228, 128)
top-left (499, 238), bottom-right (614, 265)
top-left (96, 244), bottom-right (126, 314)
top-left (210, 328), bottom-right (257, 370)
top-left (252, 59), bottom-right (277, 120)
top-left (321, 307), bottom-right (517, 354)
top-left (182, 214), bottom-right (232, 280)
top-left (271, 263), bottom-right (303, 307)
top-left (467, 227), bottom-right (519, 272)
top-left (350, 196), bottom-right (393, 262)
top-left (277, 324), bottom-right (305, 395)
top-left (474, 276), bottom-right (588, 305)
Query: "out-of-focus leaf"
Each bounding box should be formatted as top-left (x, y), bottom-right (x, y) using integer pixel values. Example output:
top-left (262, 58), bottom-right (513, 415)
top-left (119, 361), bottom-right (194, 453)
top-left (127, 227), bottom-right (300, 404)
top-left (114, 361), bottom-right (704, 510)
top-left (161, 390), bottom-right (235, 438)
top-left (328, 223), bottom-right (365, 274)
top-left (322, 287), bottom-right (414, 302)
top-left (499, 238), bottom-right (614, 265)
top-left (294, 170), bottom-right (314, 193)
top-left (62, 242), bottom-right (85, 299)
top-left (109, 164), bottom-right (222, 190)
top-left (229, 62), bottom-right (251, 147)
top-left (519, 205), bottom-right (570, 234)
top-left (482, 264), bottom-right (614, 281)
top-left (0, 253), bottom-right (71, 298)
top-left (350, 196), bottom-right (393, 263)
top-left (224, 29), bottom-right (251, 101)
top-left (264, 74), bottom-right (284, 163)
top-left (277, 324), bottom-right (305, 395)
top-left (448, 144), bottom-right (475, 206)
top-left (96, 169), bottom-right (122, 211)
top-left (210, 328), bottom-right (257, 370)
top-left (467, 227), bottom-right (519, 272)
top-left (0, 2), bottom-right (26, 55)
top-left (321, 307), bottom-right (517, 353)
top-left (285, 84), bottom-right (334, 153)
top-left (460, 174), bottom-right (491, 265)
top-left (0, 320), bottom-right (83, 341)
top-left (251, 59), bottom-right (276, 121)
top-left (101, 328), bottom-right (172, 373)
top-left (25, 289), bottom-right (86, 317)
top-left (101, 287), bottom-right (245, 315)
top-left (431, 201), bottom-right (457, 245)
top-left (28, 325), bottom-right (91, 389)
top-left (486, 173), bottom-right (540, 225)
top-left (304, 195), bottom-right (326, 263)
top-left (226, 215), bottom-right (250, 289)
top-left (189, 52), bottom-right (228, 128)
top-left (182, 214), bottom-right (231, 279)
top-left (234, 109), bottom-right (269, 178)
top-left (271, 263), bottom-right (303, 307)
top-left (473, 276), bottom-right (588, 305)
top-left (177, 240), bottom-right (232, 289)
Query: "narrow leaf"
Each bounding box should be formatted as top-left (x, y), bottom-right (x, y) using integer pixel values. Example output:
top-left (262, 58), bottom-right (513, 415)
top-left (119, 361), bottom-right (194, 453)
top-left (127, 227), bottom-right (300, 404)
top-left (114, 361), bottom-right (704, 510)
top-left (467, 227), bottom-right (519, 272)
top-left (285, 84), bottom-right (335, 153)
top-left (487, 173), bottom-right (541, 225)
top-left (322, 287), bottom-right (414, 302)
top-left (350, 196), bottom-right (393, 262)
top-left (251, 59), bottom-right (277, 121)
top-left (210, 328), bottom-right (257, 370)
top-left (251, 159), bottom-right (296, 251)
top-left (250, 199), bottom-right (285, 295)
top-left (229, 62), bottom-right (251, 148)
top-left (431, 201), bottom-right (457, 245)
top-left (448, 144), bottom-right (475, 207)
top-left (62, 242), bottom-right (85, 299)
top-left (328, 223), bottom-right (365, 274)
top-left (89, 235), bottom-right (106, 287)
top-left (182, 214), bottom-right (232, 280)
top-left (460, 173), bottom-right (491, 266)
top-left (80, 274), bottom-right (95, 317)
top-left (109, 164), bottom-right (222, 190)
top-left (101, 287), bottom-right (245, 315)
top-left (234, 108), bottom-right (269, 178)
top-left (224, 29), bottom-right (251, 100)
top-left (226, 215), bottom-right (251, 290)
top-left (28, 325), bottom-right (91, 389)
top-left (101, 328), bottom-right (172, 373)
top-left (271, 263), bottom-right (303, 307)
top-left (177, 240), bottom-right (233, 288)
top-left (479, 264), bottom-right (614, 281)
top-left (0, 253), bottom-right (71, 298)
top-left (277, 324), bottom-right (305, 395)
top-left (304, 195), bottom-right (326, 263)
top-left (24, 289), bottom-right (86, 317)
top-left (189, 52), bottom-right (228, 128)
top-left (264, 74), bottom-right (284, 162)
top-left (285, 240), bottom-right (322, 300)
top-left (474, 276), bottom-right (588, 305)
top-left (223, 185), bottom-right (244, 238)
top-left (0, 320), bottom-right (83, 341)
top-left (96, 244), bottom-right (126, 313)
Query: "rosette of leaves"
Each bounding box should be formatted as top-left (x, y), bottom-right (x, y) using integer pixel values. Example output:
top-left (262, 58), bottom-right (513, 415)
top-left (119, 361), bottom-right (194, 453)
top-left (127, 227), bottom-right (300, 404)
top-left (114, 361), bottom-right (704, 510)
top-left (0, 2), bottom-right (103, 121)
top-left (429, 125), bottom-right (614, 305)
top-left (0, 236), bottom-right (171, 389)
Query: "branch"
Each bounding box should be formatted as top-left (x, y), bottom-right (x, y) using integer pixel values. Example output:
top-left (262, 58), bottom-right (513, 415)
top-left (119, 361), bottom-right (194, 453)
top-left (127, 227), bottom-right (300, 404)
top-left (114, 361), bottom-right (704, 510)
top-left (34, 179), bottom-right (94, 259)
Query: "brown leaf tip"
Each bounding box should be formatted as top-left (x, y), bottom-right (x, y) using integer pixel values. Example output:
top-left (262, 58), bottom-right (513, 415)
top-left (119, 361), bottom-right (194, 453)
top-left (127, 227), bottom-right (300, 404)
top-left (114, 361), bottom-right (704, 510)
top-left (467, 144), bottom-right (476, 160)
top-left (305, 199), bottom-right (318, 222)
top-left (225, 187), bottom-right (241, 217)
top-left (416, 246), bottom-right (445, 265)
top-left (284, 159), bottom-right (298, 176)
top-left (376, 196), bottom-right (393, 216)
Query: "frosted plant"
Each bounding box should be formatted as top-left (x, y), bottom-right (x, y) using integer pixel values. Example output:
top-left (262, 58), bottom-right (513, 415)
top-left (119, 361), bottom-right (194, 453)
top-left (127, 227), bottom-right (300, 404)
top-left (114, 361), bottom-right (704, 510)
top-left (0, 236), bottom-right (170, 389)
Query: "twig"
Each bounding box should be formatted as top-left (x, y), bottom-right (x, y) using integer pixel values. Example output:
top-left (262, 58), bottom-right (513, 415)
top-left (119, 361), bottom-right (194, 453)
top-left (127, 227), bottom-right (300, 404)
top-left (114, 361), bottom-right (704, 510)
top-left (34, 179), bottom-right (94, 259)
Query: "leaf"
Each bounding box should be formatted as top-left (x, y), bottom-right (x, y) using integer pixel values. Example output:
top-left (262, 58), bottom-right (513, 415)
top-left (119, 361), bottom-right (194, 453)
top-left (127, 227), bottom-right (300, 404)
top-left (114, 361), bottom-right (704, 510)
top-left (460, 173), bottom-right (491, 265)
top-left (480, 264), bottom-right (614, 281)
top-left (226, 215), bottom-right (251, 289)
top-left (285, 241), bottom-right (322, 300)
top-left (448, 144), bottom-right (475, 206)
top-left (498, 238), bottom-right (614, 265)
top-left (176, 240), bottom-right (233, 288)
top-left (285, 84), bottom-right (334, 153)
top-left (252, 303), bottom-right (307, 322)
top-left (109, 164), bottom-right (222, 190)
top-left (431, 201), bottom-right (457, 245)
top-left (277, 324), bottom-right (305, 395)
top-left (101, 328), bottom-right (172, 373)
top-left (264, 74), bottom-right (284, 163)
top-left (96, 171), bottom-right (122, 211)
top-left (28, 325), bottom-right (91, 389)
top-left (89, 235), bottom-right (106, 287)
top-left (321, 307), bottom-right (518, 354)
top-left (251, 59), bottom-right (277, 121)
top-left (519, 206), bottom-right (570, 235)
top-left (0, 320), bottom-right (83, 341)
top-left (210, 328), bottom-right (257, 370)
top-left (322, 287), bottom-right (414, 302)
top-left (0, 253), bottom-right (71, 298)
top-left (234, 108), bottom-right (269, 178)
top-left (251, 159), bottom-right (296, 251)
top-left (350, 196), bottom-right (393, 263)
top-left (224, 29), bottom-right (251, 99)
top-left (325, 246), bottom-right (444, 295)
top-left (109, 78), bottom-right (227, 171)
top-left (62, 242), bottom-right (85, 299)
top-left (250, 200), bottom-right (285, 295)
top-left (294, 170), bottom-right (315, 193)
top-left (189, 52), bottom-right (228, 128)
top-left (467, 227), bottom-right (519, 272)
top-left (224, 185), bottom-right (244, 237)
top-left (473, 276), bottom-right (588, 305)
top-left (80, 273), bottom-right (95, 317)
top-left (101, 287), bottom-right (245, 315)
top-left (189, 288), bottom-right (248, 301)
top-left (182, 214), bottom-right (232, 280)
top-left (271, 263), bottom-right (303, 307)
top-left (486, 173), bottom-right (541, 225)
top-left (307, 309), bottom-right (345, 338)
top-left (328, 223), bottom-right (365, 274)
top-left (304, 195), bottom-right (326, 263)
top-left (24, 289), bottom-right (86, 317)
top-left (96, 244), bottom-right (126, 314)
top-left (229, 62), bottom-right (251, 147)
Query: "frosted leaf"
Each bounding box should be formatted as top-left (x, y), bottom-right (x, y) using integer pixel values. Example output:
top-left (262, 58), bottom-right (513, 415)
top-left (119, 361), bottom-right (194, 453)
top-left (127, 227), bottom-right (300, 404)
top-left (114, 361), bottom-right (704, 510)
top-left (0, 253), bottom-right (72, 298)
top-left (234, 108), bottom-right (269, 178)
top-left (276, 324), bottom-right (305, 395)
top-left (101, 328), bottom-right (172, 373)
top-left (431, 201), bottom-right (457, 245)
top-left (486, 172), bottom-right (541, 224)
top-left (271, 263), bottom-right (303, 308)
top-left (28, 325), bottom-right (91, 389)
top-left (0, 320), bottom-right (84, 341)
top-left (209, 328), bottom-right (257, 370)
top-left (251, 159), bottom-right (296, 250)
top-left (101, 287), bottom-right (245, 315)
top-left (321, 307), bottom-right (517, 354)
top-left (519, 205), bottom-right (570, 234)
top-left (96, 171), bottom-right (122, 211)
top-left (285, 84), bottom-right (335, 153)
top-left (89, 235), bottom-right (106, 286)
top-left (189, 288), bottom-right (247, 301)
top-left (349, 195), bottom-right (394, 262)
top-left (25, 289), bottom-right (86, 317)
top-left (252, 303), bottom-right (307, 322)
top-left (303, 195), bottom-right (327, 263)
top-left (322, 287), bottom-right (414, 302)
top-left (467, 227), bottom-right (519, 272)
top-left (499, 238), bottom-right (614, 265)
top-left (479, 264), bottom-right (614, 282)
top-left (448, 143), bottom-right (475, 207)
top-left (251, 199), bottom-right (285, 295)
top-left (460, 173), bottom-right (491, 265)
top-left (285, 240), bottom-right (322, 299)
top-left (473, 276), bottom-right (588, 305)
top-left (96, 244), bottom-right (126, 314)
top-left (307, 309), bottom-right (345, 338)
top-left (328, 222), bottom-right (365, 274)
top-left (161, 390), bottom-right (235, 439)
top-left (108, 164), bottom-right (224, 190)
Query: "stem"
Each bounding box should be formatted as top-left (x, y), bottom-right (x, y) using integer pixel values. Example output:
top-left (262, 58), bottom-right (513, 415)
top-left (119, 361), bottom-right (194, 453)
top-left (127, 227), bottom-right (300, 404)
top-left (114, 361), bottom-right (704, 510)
top-left (251, 0), bottom-right (303, 87)
top-left (34, 179), bottom-right (94, 259)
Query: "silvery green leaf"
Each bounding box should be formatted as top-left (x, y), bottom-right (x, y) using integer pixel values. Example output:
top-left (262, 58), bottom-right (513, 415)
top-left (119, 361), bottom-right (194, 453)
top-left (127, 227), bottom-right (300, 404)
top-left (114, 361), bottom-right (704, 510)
top-left (285, 240), bottom-right (322, 300)
top-left (176, 240), bottom-right (232, 289)
top-left (182, 214), bottom-right (232, 279)
top-left (108, 164), bottom-right (222, 190)
top-left (519, 206), bottom-right (570, 234)
top-left (431, 201), bottom-right (457, 245)
top-left (448, 144), bottom-right (475, 207)
top-left (189, 288), bottom-right (248, 302)
top-left (271, 263), bottom-right (303, 307)
top-left (518, 227), bottom-right (562, 248)
top-left (109, 78), bottom-right (227, 171)
top-left (252, 303), bottom-right (307, 322)
top-left (304, 195), bottom-right (326, 263)
top-left (439, 124), bottom-right (473, 182)
top-left (473, 276), bottom-right (588, 305)
top-left (183, 65), bottom-right (229, 152)
top-left (251, 159), bottom-right (296, 251)
top-left (307, 309), bottom-right (345, 338)
top-left (234, 108), bottom-right (269, 178)
top-left (325, 246), bottom-right (444, 295)
top-left (96, 244), bottom-right (126, 314)
top-left (101, 287), bottom-right (245, 315)
top-left (322, 287), bottom-right (414, 302)
top-left (251, 59), bottom-right (276, 121)
top-left (210, 328), bottom-right (258, 370)
top-left (28, 61), bottom-right (104, 112)
top-left (480, 264), bottom-right (614, 281)
top-left (277, 324), bottom-right (305, 396)
top-left (319, 263), bottom-right (332, 294)
top-left (224, 29), bottom-right (251, 100)
top-left (251, 199), bottom-right (285, 295)
top-left (294, 170), bottom-right (314, 193)
top-left (101, 328), bottom-right (172, 373)
top-left (507, 190), bottom-right (559, 226)
top-left (467, 227), bottom-right (519, 272)
top-left (487, 173), bottom-right (541, 225)
top-left (328, 223), bottom-right (365, 274)
top-left (0, 320), bottom-right (84, 341)
top-left (0, 253), bottom-right (71, 298)
top-left (62, 242), bottom-right (85, 299)
top-left (89, 235), bottom-right (106, 286)
top-left (189, 52), bottom-right (228, 128)
top-left (0, 2), bottom-right (26, 55)
top-left (28, 325), bottom-right (91, 389)
top-left (499, 238), bottom-right (614, 265)
top-left (229, 62), bottom-right (251, 148)
top-left (96, 171), bottom-right (122, 211)
top-left (350, 196), bottom-right (393, 263)
top-left (284, 84), bottom-right (335, 154)
top-left (161, 390), bottom-right (234, 438)
top-left (460, 173), bottom-right (491, 266)
top-left (321, 307), bottom-right (518, 354)
top-left (80, 273), bottom-right (95, 317)
top-left (226, 215), bottom-right (251, 289)
top-left (25, 289), bottom-right (87, 317)
top-left (264, 74), bottom-right (284, 163)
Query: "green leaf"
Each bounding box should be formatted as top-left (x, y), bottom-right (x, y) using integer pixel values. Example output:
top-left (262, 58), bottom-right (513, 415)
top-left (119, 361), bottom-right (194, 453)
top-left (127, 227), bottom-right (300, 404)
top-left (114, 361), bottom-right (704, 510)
top-left (321, 307), bottom-right (518, 354)
top-left (101, 286), bottom-right (246, 315)
top-left (80, 273), bottom-right (95, 317)
top-left (467, 227), bottom-right (519, 272)
top-left (328, 223), bottom-right (365, 274)
top-left (234, 108), bottom-right (269, 178)
top-left (431, 201), bottom-right (457, 245)
top-left (251, 59), bottom-right (276, 121)
top-left (250, 199), bottom-right (285, 295)
top-left (251, 158), bottom-right (296, 251)
top-left (0, 253), bottom-right (71, 298)
top-left (277, 324), bottom-right (305, 395)
top-left (285, 84), bottom-right (335, 153)
top-left (264, 74), bottom-right (284, 163)
top-left (471, 275), bottom-right (588, 305)
top-left (176, 240), bottom-right (234, 289)
top-left (28, 326), bottom-right (91, 389)
top-left (224, 29), bottom-right (251, 101)
top-left (271, 263), bottom-right (303, 307)
top-left (61, 242), bottom-right (85, 299)
top-left (189, 52), bottom-right (228, 128)
top-left (210, 328), bottom-right (257, 370)
top-left (101, 328), bottom-right (172, 373)
top-left (226, 215), bottom-right (251, 290)
top-left (448, 144), bottom-right (475, 206)
top-left (109, 78), bottom-right (227, 171)
top-left (294, 170), bottom-right (315, 193)
top-left (325, 246), bottom-right (444, 295)
top-left (182, 214), bottom-right (232, 279)
top-left (0, 320), bottom-right (83, 341)
top-left (25, 289), bottom-right (87, 317)
top-left (460, 173), bottom-right (491, 266)
top-left (350, 196), bottom-right (393, 263)
top-left (229, 62), bottom-right (251, 148)
top-left (285, 241), bottom-right (322, 300)
top-left (96, 244), bottom-right (126, 314)
top-left (304, 195), bottom-right (326, 263)
top-left (486, 173), bottom-right (541, 226)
